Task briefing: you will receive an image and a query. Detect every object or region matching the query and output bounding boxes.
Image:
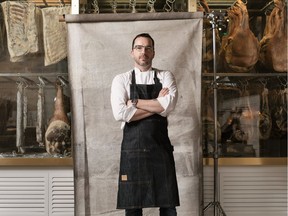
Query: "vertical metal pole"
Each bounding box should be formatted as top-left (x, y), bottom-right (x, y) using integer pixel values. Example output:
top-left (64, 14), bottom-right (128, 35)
top-left (211, 15), bottom-right (219, 216)
top-left (203, 12), bottom-right (226, 216)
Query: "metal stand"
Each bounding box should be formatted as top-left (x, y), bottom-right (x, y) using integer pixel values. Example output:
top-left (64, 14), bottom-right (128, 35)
top-left (203, 12), bottom-right (227, 216)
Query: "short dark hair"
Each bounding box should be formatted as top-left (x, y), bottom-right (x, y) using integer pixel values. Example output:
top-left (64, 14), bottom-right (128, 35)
top-left (132, 33), bottom-right (155, 50)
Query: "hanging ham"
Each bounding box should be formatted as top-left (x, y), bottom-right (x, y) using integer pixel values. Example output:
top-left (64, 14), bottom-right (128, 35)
top-left (259, 0), bottom-right (287, 72)
top-left (199, 0), bottom-right (222, 73)
top-left (45, 83), bottom-right (71, 155)
top-left (219, 0), bottom-right (259, 72)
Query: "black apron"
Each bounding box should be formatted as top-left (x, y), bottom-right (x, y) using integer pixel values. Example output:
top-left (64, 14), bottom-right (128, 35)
top-left (117, 70), bottom-right (180, 209)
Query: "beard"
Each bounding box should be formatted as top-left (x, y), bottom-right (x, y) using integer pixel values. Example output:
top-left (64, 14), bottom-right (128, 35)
top-left (134, 55), bottom-right (152, 67)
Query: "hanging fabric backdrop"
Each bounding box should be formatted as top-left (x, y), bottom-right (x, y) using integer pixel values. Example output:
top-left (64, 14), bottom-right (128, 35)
top-left (66, 12), bottom-right (203, 216)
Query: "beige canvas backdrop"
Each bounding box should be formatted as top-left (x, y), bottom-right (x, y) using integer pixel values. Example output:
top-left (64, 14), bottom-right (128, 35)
top-left (66, 12), bottom-right (203, 216)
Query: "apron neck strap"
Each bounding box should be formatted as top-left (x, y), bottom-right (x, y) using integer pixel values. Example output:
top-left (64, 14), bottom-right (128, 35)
top-left (153, 70), bottom-right (160, 84)
top-left (132, 70), bottom-right (136, 84)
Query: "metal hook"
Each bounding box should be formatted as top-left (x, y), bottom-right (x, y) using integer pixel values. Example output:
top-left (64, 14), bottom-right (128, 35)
top-left (261, 0), bottom-right (274, 11)
top-left (163, 0), bottom-right (175, 12)
top-left (57, 76), bottom-right (69, 87)
top-left (16, 80), bottom-right (25, 90)
top-left (110, 0), bottom-right (117, 13)
top-left (259, 78), bottom-right (267, 87)
top-left (146, 0), bottom-right (156, 12)
top-left (38, 77), bottom-right (46, 87)
top-left (91, 0), bottom-right (100, 14)
top-left (230, 0), bottom-right (247, 9)
top-left (129, 0), bottom-right (137, 13)
top-left (58, 0), bottom-right (65, 7)
top-left (38, 76), bottom-right (54, 87)
top-left (278, 76), bottom-right (288, 88)
top-left (18, 77), bottom-right (35, 89)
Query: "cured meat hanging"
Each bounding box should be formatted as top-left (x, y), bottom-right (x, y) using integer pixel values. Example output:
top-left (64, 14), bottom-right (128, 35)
top-left (41, 6), bottom-right (71, 66)
top-left (36, 79), bottom-right (45, 146)
top-left (219, 0), bottom-right (259, 72)
top-left (23, 89), bottom-right (28, 131)
top-left (259, 0), bottom-right (287, 72)
top-left (259, 83), bottom-right (272, 140)
top-left (199, 0), bottom-right (222, 73)
top-left (45, 82), bottom-right (71, 155)
top-left (16, 82), bottom-right (25, 153)
top-left (1, 1), bottom-right (41, 62)
top-left (274, 86), bottom-right (287, 132)
top-left (238, 83), bottom-right (254, 142)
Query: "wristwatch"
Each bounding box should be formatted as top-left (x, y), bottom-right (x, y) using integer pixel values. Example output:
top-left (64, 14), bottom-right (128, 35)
top-left (132, 99), bottom-right (138, 108)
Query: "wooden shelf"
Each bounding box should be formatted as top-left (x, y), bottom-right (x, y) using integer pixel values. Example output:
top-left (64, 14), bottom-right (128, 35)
top-left (203, 157), bottom-right (287, 166)
top-left (0, 157), bottom-right (73, 166)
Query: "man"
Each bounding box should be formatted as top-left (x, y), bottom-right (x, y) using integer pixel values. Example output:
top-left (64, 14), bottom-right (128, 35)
top-left (111, 33), bottom-right (180, 216)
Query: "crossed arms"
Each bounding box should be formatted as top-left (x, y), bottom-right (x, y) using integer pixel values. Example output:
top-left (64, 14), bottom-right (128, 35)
top-left (126, 88), bottom-right (169, 122)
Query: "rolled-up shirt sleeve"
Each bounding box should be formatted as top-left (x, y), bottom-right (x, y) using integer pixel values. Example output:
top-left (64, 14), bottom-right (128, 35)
top-left (157, 71), bottom-right (178, 117)
top-left (111, 73), bottom-right (136, 123)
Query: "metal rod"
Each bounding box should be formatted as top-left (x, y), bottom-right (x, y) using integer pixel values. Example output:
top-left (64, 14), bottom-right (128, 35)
top-left (260, 0), bottom-right (274, 11)
top-left (202, 72), bottom-right (288, 77)
top-left (203, 11), bottom-right (227, 216)
top-left (212, 14), bottom-right (218, 216)
top-left (0, 72), bottom-right (68, 77)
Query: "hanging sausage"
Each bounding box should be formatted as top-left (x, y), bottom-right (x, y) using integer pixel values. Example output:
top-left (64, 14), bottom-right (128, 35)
top-left (36, 78), bottom-right (45, 146)
top-left (274, 87), bottom-right (287, 132)
top-left (259, 83), bottom-right (272, 140)
top-left (16, 82), bottom-right (25, 153)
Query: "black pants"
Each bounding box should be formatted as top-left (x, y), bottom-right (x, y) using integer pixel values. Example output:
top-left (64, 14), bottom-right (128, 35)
top-left (125, 207), bottom-right (177, 216)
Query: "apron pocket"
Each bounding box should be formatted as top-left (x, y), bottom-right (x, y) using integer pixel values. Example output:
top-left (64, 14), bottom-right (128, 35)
top-left (120, 150), bottom-right (152, 182)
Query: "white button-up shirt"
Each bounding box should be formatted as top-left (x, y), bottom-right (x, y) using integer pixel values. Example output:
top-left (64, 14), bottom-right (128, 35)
top-left (111, 67), bottom-right (178, 129)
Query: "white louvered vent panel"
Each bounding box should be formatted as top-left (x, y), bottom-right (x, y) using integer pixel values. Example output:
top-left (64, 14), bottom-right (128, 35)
top-left (50, 175), bottom-right (74, 216)
top-left (220, 171), bottom-right (288, 216)
top-left (0, 175), bottom-right (48, 216)
top-left (203, 167), bottom-right (215, 216)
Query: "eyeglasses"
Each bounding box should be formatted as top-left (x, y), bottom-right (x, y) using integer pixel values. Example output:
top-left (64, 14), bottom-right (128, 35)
top-left (133, 45), bottom-right (154, 52)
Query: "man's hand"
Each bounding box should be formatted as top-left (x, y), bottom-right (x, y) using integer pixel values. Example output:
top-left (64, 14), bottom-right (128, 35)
top-left (158, 88), bottom-right (169, 97)
top-left (127, 100), bottom-right (133, 107)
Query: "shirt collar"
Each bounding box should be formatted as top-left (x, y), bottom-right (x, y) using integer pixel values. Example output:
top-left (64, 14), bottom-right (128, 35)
top-left (134, 67), bottom-right (153, 73)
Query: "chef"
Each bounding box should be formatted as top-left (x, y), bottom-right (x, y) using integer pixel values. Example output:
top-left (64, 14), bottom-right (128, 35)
top-left (111, 33), bottom-right (180, 216)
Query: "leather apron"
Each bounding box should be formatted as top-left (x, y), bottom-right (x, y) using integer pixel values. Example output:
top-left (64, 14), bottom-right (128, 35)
top-left (117, 70), bottom-right (180, 209)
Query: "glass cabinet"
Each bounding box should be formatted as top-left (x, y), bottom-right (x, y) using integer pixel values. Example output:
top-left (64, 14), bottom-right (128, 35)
top-left (201, 0), bottom-right (287, 165)
top-left (0, 0), bottom-right (286, 166)
top-left (0, 1), bottom-right (71, 163)
top-left (202, 73), bottom-right (287, 159)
